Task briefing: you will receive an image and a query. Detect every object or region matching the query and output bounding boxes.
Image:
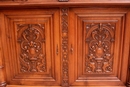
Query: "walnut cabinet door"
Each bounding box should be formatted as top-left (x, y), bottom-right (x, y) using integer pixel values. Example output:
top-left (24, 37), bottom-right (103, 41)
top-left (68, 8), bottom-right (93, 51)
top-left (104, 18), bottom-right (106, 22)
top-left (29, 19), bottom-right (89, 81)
top-left (0, 9), bottom-right (61, 86)
top-left (68, 8), bottom-right (130, 86)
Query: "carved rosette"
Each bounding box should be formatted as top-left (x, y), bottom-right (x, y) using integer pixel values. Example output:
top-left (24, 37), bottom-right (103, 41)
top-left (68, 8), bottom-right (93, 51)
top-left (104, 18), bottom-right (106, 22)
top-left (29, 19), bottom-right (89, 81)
top-left (85, 23), bottom-right (115, 73)
top-left (61, 8), bottom-right (69, 86)
top-left (17, 24), bottom-right (46, 72)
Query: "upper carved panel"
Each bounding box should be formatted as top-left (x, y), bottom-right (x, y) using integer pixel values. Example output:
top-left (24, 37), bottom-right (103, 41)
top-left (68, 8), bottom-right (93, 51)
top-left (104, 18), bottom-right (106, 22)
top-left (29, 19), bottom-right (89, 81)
top-left (85, 23), bottom-right (115, 74)
top-left (17, 24), bottom-right (46, 73)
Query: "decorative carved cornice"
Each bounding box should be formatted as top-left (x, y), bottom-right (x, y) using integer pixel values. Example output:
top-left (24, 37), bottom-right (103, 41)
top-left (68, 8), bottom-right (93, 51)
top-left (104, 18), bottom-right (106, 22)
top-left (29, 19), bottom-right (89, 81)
top-left (0, 82), bottom-right (6, 87)
top-left (61, 8), bottom-right (69, 87)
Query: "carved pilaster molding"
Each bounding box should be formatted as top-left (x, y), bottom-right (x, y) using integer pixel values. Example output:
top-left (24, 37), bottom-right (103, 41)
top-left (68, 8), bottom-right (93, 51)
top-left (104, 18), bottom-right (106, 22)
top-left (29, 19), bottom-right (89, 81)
top-left (61, 8), bottom-right (69, 87)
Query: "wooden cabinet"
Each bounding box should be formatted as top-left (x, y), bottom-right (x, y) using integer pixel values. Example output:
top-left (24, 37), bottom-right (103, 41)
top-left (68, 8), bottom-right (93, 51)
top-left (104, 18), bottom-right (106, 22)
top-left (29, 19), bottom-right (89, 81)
top-left (0, 2), bottom-right (130, 87)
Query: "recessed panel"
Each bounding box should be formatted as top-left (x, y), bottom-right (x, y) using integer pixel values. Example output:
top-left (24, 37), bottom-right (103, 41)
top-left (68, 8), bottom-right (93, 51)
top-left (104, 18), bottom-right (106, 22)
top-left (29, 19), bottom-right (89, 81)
top-left (69, 8), bottom-right (128, 86)
top-left (3, 9), bottom-right (60, 85)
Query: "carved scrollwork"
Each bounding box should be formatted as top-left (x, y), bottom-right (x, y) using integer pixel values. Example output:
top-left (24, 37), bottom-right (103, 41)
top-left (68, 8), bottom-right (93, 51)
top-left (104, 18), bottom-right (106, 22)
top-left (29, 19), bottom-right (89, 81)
top-left (61, 8), bottom-right (69, 86)
top-left (17, 24), bottom-right (46, 72)
top-left (85, 23), bottom-right (115, 73)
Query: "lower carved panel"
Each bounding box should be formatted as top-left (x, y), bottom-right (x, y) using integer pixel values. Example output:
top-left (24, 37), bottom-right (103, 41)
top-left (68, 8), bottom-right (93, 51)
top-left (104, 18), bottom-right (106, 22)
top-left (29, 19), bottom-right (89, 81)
top-left (2, 9), bottom-right (61, 85)
top-left (17, 24), bottom-right (46, 73)
top-left (69, 8), bottom-right (128, 86)
top-left (85, 23), bottom-right (115, 74)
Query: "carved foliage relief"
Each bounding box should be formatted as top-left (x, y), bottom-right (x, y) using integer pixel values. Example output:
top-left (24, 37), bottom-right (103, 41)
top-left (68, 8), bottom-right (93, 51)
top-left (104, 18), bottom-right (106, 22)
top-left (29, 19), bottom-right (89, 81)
top-left (17, 24), bottom-right (46, 72)
top-left (61, 8), bottom-right (69, 86)
top-left (85, 23), bottom-right (115, 73)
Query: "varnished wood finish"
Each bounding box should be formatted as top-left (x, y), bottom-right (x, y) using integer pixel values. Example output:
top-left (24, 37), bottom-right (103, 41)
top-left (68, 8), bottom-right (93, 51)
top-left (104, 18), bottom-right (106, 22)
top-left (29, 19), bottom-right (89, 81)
top-left (69, 8), bottom-right (130, 86)
top-left (0, 9), bottom-right (61, 86)
top-left (0, 1), bottom-right (130, 87)
top-left (125, 11), bottom-right (130, 87)
top-left (1, 0), bottom-right (130, 8)
top-left (6, 85), bottom-right (127, 87)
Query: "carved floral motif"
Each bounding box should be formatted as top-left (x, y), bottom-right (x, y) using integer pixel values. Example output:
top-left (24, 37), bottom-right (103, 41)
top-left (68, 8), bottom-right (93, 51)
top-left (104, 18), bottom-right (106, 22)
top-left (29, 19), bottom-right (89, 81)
top-left (85, 23), bottom-right (115, 73)
top-left (17, 24), bottom-right (46, 72)
top-left (61, 8), bottom-right (69, 86)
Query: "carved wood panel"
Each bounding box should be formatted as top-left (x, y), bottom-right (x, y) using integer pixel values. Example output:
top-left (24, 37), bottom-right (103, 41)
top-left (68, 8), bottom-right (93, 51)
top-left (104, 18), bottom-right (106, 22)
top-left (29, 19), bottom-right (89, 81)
top-left (85, 23), bottom-right (115, 73)
top-left (2, 9), bottom-right (60, 86)
top-left (69, 8), bottom-right (129, 86)
top-left (17, 24), bottom-right (46, 73)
